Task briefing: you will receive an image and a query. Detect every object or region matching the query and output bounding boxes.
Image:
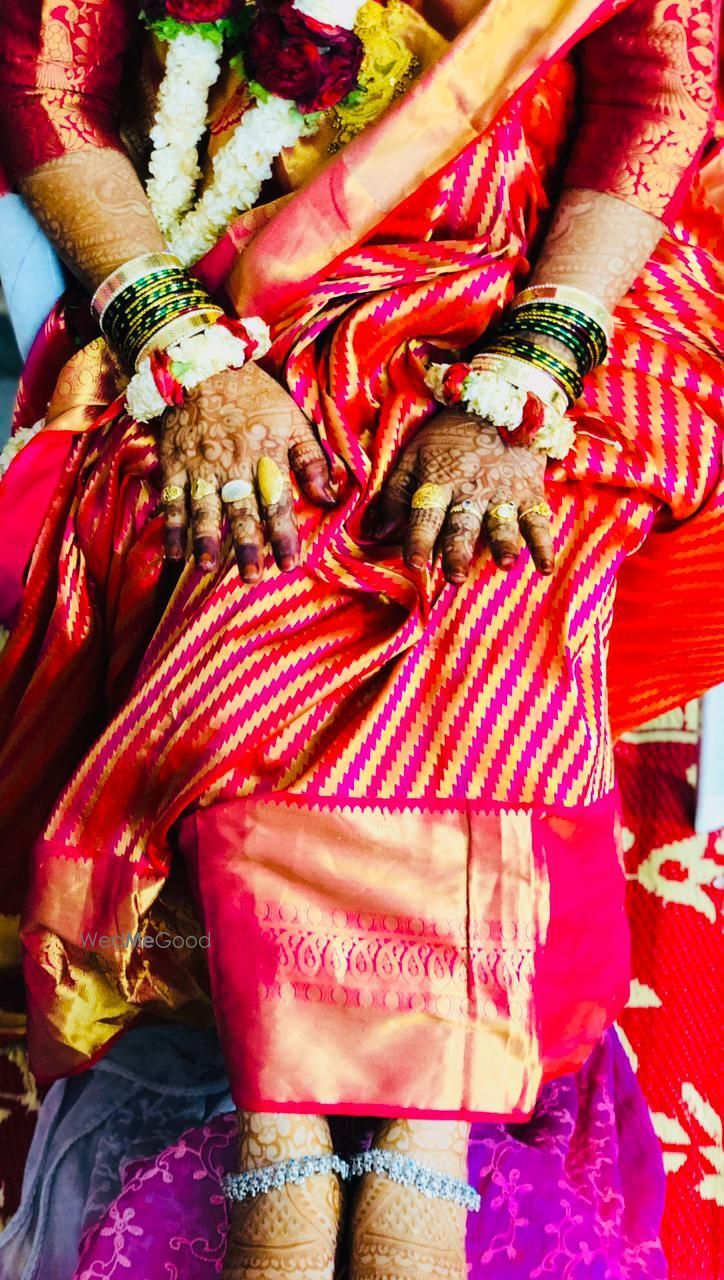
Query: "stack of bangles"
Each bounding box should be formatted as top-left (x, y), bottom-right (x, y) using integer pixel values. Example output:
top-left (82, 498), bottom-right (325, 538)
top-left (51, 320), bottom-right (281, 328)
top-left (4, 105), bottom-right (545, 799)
top-left (91, 252), bottom-right (271, 423)
top-left (425, 284), bottom-right (613, 460)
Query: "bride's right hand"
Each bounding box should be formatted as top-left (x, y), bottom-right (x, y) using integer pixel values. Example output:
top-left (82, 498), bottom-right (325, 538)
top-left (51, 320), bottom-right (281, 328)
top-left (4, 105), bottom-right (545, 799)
top-left (160, 362), bottom-right (340, 582)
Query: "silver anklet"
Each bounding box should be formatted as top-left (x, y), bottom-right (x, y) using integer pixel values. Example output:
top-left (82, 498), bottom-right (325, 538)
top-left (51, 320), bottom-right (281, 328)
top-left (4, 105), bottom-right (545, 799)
top-left (348, 1149), bottom-right (481, 1212)
top-left (222, 1154), bottom-right (350, 1202)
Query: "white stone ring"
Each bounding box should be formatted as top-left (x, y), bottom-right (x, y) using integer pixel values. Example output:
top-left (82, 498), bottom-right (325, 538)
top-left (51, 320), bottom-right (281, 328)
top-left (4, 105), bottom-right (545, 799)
top-left (221, 479), bottom-right (254, 505)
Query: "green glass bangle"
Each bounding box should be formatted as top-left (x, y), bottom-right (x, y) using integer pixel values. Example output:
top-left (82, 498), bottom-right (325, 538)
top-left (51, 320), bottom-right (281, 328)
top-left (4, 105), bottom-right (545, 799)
top-left (509, 302), bottom-right (608, 362)
top-left (502, 315), bottom-right (598, 375)
top-left (108, 291), bottom-right (212, 347)
top-left (109, 298), bottom-right (212, 353)
top-left (111, 302), bottom-right (216, 368)
top-left (103, 282), bottom-right (210, 337)
top-left (490, 331), bottom-right (583, 375)
top-left (100, 270), bottom-right (190, 328)
top-left (509, 306), bottom-right (607, 356)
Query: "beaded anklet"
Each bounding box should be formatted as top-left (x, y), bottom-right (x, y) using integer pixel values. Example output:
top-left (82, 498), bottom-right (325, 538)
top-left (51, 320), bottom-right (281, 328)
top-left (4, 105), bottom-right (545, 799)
top-left (348, 1149), bottom-right (481, 1212)
top-left (222, 1154), bottom-right (350, 1202)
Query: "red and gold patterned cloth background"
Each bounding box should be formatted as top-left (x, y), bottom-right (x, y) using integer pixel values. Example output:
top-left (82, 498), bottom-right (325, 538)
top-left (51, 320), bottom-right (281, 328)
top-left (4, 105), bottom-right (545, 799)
top-left (0, 705), bottom-right (721, 1276)
top-left (615, 703), bottom-right (723, 1280)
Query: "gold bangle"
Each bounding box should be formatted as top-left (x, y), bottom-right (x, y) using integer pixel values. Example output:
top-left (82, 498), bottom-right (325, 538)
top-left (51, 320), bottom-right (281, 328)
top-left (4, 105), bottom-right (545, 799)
top-left (92, 253), bottom-right (185, 322)
top-left (135, 309), bottom-right (224, 366)
top-left (470, 354), bottom-right (569, 416)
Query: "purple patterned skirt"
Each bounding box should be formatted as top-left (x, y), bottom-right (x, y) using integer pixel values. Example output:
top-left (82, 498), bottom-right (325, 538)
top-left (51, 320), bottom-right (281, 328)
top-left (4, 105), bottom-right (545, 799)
top-left (61, 1029), bottom-right (665, 1279)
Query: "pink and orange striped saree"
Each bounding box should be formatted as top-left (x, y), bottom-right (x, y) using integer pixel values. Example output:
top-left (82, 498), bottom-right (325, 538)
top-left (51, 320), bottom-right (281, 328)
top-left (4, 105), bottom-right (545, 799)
top-left (0, 0), bottom-right (722, 1119)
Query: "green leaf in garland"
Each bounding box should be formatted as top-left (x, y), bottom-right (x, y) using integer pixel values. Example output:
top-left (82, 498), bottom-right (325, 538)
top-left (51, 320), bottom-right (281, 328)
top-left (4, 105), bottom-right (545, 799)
top-left (341, 88), bottom-right (367, 107)
top-left (146, 17), bottom-right (225, 44)
top-left (170, 359), bottom-right (194, 379)
top-left (247, 78), bottom-right (272, 103)
top-left (138, 10), bottom-right (249, 44)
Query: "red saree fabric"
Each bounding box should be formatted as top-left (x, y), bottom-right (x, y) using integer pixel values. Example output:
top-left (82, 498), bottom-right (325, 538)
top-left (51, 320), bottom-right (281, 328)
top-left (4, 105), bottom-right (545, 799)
top-left (0, 0), bottom-right (722, 1112)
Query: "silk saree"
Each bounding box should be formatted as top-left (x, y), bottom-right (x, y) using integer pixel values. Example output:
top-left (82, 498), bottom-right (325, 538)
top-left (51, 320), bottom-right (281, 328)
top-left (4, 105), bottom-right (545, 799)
top-left (0, 0), bottom-right (722, 1121)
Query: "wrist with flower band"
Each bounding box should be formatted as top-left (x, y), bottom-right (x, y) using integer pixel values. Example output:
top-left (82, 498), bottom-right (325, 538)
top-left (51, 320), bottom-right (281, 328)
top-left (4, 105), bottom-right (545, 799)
top-left (92, 253), bottom-right (271, 422)
top-left (425, 284), bottom-right (613, 460)
top-left (125, 314), bottom-right (271, 422)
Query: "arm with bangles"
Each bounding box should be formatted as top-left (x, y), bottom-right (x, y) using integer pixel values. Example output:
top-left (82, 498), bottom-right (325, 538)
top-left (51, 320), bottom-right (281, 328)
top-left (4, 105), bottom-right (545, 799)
top-left (0, 0), bottom-right (336, 584)
top-left (369, 0), bottom-right (719, 583)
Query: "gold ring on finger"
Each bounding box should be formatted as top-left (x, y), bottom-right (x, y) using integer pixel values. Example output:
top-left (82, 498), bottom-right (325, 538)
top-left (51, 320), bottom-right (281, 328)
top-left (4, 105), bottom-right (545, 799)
top-left (519, 500), bottom-right (553, 521)
top-left (487, 501), bottom-right (518, 526)
top-left (220, 478), bottom-right (254, 505)
top-left (450, 499), bottom-right (482, 518)
top-left (190, 477), bottom-right (218, 502)
top-left (411, 483), bottom-right (449, 512)
top-left (257, 457), bottom-right (285, 507)
top-left (162, 484), bottom-right (185, 505)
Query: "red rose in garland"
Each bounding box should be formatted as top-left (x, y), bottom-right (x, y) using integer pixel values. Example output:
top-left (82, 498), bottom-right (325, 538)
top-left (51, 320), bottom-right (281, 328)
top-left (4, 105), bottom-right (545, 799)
top-left (246, 0), bottom-right (363, 113)
top-left (143, 0), bottom-right (242, 20)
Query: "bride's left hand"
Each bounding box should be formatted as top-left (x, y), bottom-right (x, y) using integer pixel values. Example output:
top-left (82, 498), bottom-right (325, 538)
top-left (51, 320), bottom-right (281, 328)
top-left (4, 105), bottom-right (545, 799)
top-left (363, 407), bottom-right (555, 583)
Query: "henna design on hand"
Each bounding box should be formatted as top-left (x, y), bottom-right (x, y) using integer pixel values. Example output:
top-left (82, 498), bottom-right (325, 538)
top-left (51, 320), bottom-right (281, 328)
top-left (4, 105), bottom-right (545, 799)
top-left (366, 409), bottom-right (553, 581)
top-left (160, 362), bottom-right (335, 581)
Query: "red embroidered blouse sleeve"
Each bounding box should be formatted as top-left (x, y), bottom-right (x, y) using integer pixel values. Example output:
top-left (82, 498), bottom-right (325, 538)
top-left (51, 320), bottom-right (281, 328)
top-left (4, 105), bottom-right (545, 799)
top-left (566, 0), bottom-right (720, 218)
top-left (0, 0), bottom-right (136, 186)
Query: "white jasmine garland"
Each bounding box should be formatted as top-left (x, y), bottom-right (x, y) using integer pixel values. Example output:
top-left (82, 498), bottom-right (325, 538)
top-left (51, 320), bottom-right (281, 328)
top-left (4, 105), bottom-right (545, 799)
top-left (141, 3), bottom-right (374, 265)
top-left (531, 413), bottom-right (576, 460)
top-left (460, 371), bottom-right (529, 429)
top-left (146, 31), bottom-right (224, 236)
top-left (126, 370), bottom-right (170, 423)
top-left (293, 0), bottom-right (365, 29)
top-left (0, 420), bottom-right (45, 478)
top-left (426, 363), bottom-right (576, 459)
top-left (167, 96), bottom-right (305, 266)
top-left (125, 318), bottom-right (272, 423)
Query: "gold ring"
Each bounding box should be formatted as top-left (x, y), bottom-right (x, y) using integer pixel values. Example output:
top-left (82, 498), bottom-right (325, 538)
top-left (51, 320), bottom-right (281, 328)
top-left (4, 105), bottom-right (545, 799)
top-left (162, 484), bottom-right (184, 505)
top-left (411, 483), bottom-right (449, 512)
top-left (257, 457), bottom-right (285, 507)
top-left (487, 501), bottom-right (518, 525)
top-left (220, 478), bottom-right (254, 505)
top-left (449, 499), bottom-right (481, 518)
top-left (190, 477), bottom-right (218, 502)
top-left (519, 500), bottom-right (553, 521)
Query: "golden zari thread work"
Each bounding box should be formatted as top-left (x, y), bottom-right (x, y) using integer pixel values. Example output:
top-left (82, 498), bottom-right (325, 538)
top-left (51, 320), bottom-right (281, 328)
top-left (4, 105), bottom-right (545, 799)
top-left (331, 1), bottom-right (419, 149)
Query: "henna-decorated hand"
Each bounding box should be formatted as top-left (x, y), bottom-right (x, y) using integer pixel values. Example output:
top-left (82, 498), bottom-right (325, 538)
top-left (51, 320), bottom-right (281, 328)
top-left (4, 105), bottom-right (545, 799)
top-left (160, 362), bottom-right (338, 582)
top-left (363, 408), bottom-right (555, 583)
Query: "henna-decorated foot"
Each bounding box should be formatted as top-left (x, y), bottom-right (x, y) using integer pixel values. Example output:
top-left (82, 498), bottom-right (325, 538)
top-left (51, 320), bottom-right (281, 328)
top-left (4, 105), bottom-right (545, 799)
top-left (349, 1119), bottom-right (470, 1280)
top-left (222, 1112), bottom-right (344, 1280)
